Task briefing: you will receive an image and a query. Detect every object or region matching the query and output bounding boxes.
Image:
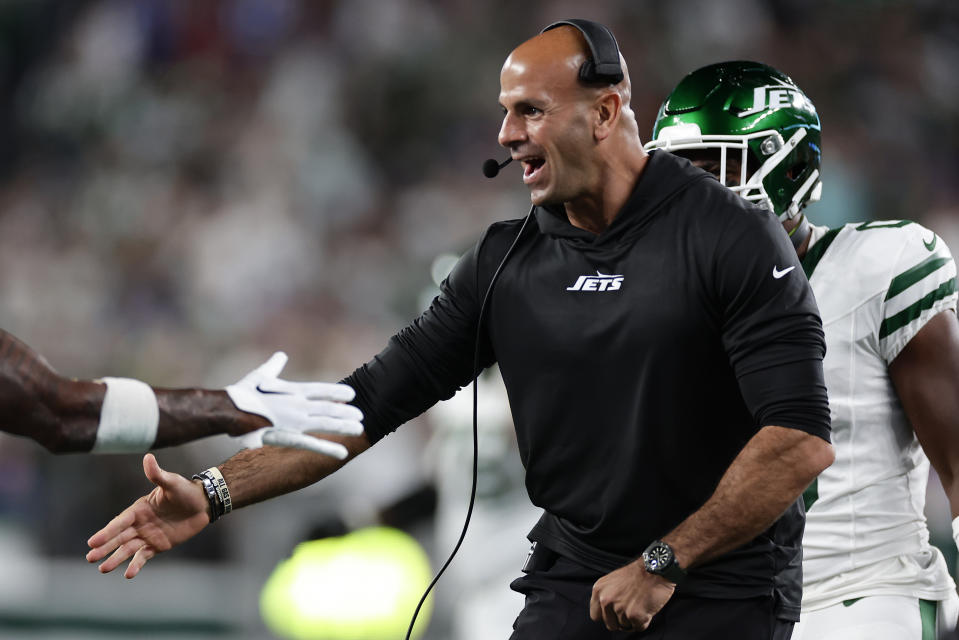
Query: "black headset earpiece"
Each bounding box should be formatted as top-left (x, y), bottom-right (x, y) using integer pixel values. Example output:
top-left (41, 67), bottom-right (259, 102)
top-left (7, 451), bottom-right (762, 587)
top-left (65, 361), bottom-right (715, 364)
top-left (541, 18), bottom-right (624, 85)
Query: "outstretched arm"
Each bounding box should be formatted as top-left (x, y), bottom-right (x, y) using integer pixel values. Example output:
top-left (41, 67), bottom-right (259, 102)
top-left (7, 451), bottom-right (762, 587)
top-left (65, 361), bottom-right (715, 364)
top-left (889, 310), bottom-right (959, 517)
top-left (87, 432), bottom-right (370, 578)
top-left (88, 234), bottom-right (500, 576)
top-left (0, 329), bottom-right (361, 454)
top-left (0, 329), bottom-right (103, 452)
top-left (590, 425), bottom-right (834, 632)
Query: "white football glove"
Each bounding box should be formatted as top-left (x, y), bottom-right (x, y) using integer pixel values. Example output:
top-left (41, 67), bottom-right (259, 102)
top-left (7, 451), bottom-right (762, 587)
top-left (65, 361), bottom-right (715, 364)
top-left (226, 352), bottom-right (363, 459)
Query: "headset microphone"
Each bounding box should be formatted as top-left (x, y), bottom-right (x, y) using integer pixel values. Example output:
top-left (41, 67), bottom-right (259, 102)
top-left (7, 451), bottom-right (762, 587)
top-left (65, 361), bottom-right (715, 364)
top-left (482, 157), bottom-right (512, 178)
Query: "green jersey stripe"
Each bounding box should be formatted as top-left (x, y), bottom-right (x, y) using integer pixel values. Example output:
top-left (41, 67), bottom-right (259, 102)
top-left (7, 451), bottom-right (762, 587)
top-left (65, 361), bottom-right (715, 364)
top-left (802, 477), bottom-right (818, 511)
top-left (920, 599), bottom-right (937, 640)
top-left (879, 278), bottom-right (958, 339)
top-left (855, 220), bottom-right (913, 230)
top-left (884, 256), bottom-right (952, 301)
top-left (801, 228), bottom-right (842, 279)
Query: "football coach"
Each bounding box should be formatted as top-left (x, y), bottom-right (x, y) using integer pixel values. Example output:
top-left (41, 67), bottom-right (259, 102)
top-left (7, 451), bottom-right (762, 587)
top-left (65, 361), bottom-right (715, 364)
top-left (88, 19), bottom-right (833, 640)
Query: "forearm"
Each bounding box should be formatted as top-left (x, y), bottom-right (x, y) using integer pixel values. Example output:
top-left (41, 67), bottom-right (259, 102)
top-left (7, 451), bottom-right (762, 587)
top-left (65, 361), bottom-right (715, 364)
top-left (889, 311), bottom-right (959, 518)
top-left (217, 432), bottom-right (371, 510)
top-left (0, 330), bottom-right (100, 452)
top-left (153, 388), bottom-right (267, 448)
top-left (665, 425), bottom-right (834, 570)
top-left (1, 328), bottom-right (269, 452)
top-left (45, 385), bottom-right (266, 452)
top-left (940, 474), bottom-right (959, 519)
top-left (897, 386), bottom-right (959, 518)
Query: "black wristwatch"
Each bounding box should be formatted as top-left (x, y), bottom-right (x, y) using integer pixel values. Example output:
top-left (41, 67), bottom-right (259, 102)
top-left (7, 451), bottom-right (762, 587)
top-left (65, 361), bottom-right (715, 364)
top-left (642, 539), bottom-right (687, 585)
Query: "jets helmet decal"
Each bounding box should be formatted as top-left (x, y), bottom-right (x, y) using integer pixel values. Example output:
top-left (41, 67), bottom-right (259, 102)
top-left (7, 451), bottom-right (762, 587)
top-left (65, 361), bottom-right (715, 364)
top-left (646, 61), bottom-right (822, 220)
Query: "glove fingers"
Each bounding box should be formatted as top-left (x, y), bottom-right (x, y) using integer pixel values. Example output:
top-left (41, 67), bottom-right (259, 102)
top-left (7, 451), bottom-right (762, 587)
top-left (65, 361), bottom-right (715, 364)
top-left (304, 382), bottom-right (356, 402)
top-left (301, 416), bottom-right (364, 436)
top-left (261, 430), bottom-right (348, 459)
top-left (257, 379), bottom-right (356, 402)
top-left (237, 427), bottom-right (269, 450)
top-left (309, 401), bottom-right (363, 421)
top-left (255, 351), bottom-right (289, 380)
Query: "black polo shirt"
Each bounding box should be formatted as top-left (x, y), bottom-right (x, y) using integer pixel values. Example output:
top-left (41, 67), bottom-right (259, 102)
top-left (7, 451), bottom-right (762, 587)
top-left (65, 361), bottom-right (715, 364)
top-left (344, 150), bottom-right (830, 620)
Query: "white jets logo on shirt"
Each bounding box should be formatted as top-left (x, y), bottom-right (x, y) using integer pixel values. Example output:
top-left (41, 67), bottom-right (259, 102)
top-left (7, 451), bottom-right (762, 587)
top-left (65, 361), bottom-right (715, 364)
top-left (772, 265), bottom-right (796, 279)
top-left (566, 271), bottom-right (624, 292)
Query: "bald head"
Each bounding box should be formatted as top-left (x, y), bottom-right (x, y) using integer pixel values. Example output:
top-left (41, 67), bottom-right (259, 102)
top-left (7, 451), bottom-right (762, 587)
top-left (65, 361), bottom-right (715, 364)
top-left (500, 25), bottom-right (639, 142)
top-left (504, 25), bottom-right (589, 92)
top-left (496, 23), bottom-right (646, 226)
top-left (502, 25), bottom-right (633, 114)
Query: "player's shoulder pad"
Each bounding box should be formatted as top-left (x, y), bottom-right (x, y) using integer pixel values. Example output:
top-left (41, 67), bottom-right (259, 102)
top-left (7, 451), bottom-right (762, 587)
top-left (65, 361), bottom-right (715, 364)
top-left (844, 219), bottom-right (953, 265)
top-left (833, 219), bottom-right (955, 302)
top-left (893, 219), bottom-right (953, 261)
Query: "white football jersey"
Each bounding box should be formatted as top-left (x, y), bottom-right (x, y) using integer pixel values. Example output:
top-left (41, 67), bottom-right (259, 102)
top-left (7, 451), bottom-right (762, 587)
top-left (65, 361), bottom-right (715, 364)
top-left (800, 220), bottom-right (959, 611)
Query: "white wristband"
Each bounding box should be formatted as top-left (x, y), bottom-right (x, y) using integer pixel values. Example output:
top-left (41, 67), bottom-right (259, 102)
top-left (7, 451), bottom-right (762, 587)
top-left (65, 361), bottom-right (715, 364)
top-left (204, 466), bottom-right (232, 515)
top-left (91, 377), bottom-right (159, 454)
top-left (953, 516), bottom-right (959, 549)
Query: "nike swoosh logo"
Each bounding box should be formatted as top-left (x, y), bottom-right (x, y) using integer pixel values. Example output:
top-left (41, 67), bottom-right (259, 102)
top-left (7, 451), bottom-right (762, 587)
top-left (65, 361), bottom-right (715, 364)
top-left (772, 266), bottom-right (796, 279)
top-left (924, 234), bottom-right (937, 252)
top-left (256, 384), bottom-right (283, 395)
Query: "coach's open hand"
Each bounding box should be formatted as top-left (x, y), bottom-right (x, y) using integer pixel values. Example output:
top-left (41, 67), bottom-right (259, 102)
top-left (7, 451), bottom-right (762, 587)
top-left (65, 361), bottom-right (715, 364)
top-left (589, 559), bottom-right (675, 632)
top-left (86, 453), bottom-right (209, 579)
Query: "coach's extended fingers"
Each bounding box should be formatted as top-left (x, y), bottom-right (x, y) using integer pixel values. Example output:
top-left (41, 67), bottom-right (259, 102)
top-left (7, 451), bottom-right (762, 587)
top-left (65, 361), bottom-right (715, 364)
top-left (86, 528), bottom-right (137, 565)
top-left (96, 536), bottom-right (148, 575)
top-left (124, 545), bottom-right (157, 579)
top-left (86, 512), bottom-right (137, 561)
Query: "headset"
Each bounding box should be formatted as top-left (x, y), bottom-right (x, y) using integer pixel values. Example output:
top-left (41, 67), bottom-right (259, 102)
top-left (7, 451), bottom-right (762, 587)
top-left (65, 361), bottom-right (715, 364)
top-left (405, 19), bottom-right (623, 639)
top-left (541, 19), bottom-right (624, 85)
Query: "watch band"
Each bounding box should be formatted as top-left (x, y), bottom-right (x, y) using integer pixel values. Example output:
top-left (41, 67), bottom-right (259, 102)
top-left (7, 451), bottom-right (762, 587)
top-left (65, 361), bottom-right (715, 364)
top-left (642, 539), bottom-right (687, 585)
top-left (658, 555), bottom-right (687, 585)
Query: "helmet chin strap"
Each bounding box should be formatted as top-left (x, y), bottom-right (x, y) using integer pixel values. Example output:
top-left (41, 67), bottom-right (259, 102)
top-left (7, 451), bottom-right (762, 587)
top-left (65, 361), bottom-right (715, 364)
top-left (787, 213), bottom-right (810, 251)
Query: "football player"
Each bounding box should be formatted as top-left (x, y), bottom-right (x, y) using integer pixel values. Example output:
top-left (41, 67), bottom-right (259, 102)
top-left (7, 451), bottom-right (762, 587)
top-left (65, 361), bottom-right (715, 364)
top-left (0, 328), bottom-right (362, 457)
top-left (646, 60), bottom-right (959, 639)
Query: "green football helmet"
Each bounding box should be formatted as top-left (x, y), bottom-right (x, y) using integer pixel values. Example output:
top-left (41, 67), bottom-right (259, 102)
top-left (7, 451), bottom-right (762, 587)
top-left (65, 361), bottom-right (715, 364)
top-left (646, 61), bottom-right (822, 221)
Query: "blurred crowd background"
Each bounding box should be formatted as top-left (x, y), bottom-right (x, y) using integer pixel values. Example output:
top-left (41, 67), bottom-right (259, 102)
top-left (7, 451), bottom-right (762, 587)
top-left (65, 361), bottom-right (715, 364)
top-left (0, 0), bottom-right (956, 638)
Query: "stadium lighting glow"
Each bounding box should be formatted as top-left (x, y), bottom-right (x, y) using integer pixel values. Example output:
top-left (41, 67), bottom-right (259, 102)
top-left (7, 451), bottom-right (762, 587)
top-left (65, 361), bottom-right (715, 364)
top-left (260, 526), bottom-right (433, 640)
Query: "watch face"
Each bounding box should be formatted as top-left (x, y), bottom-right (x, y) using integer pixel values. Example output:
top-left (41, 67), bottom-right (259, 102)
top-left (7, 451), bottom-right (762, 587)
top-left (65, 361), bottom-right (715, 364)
top-left (644, 543), bottom-right (673, 572)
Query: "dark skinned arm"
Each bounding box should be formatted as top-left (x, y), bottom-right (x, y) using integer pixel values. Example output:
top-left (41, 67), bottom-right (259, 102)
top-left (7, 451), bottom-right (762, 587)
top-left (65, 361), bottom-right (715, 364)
top-left (0, 329), bottom-right (267, 454)
top-left (889, 310), bottom-right (959, 518)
